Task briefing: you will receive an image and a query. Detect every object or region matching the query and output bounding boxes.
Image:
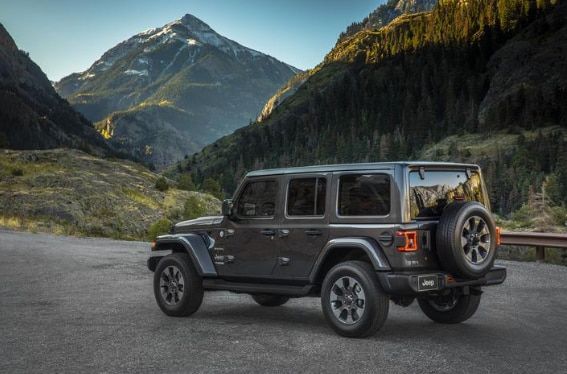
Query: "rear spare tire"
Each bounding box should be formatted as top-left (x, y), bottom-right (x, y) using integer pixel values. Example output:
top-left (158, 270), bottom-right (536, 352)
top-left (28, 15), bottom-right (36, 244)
top-left (436, 201), bottom-right (497, 279)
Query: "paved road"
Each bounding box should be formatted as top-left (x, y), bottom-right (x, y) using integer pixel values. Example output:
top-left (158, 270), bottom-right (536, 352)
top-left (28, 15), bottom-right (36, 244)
top-left (0, 230), bottom-right (566, 373)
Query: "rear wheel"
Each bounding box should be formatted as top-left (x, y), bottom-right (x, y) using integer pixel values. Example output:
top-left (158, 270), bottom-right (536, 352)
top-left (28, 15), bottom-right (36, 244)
top-left (251, 294), bottom-right (289, 307)
top-left (153, 253), bottom-right (203, 317)
top-left (418, 290), bottom-right (481, 324)
top-left (321, 261), bottom-right (389, 338)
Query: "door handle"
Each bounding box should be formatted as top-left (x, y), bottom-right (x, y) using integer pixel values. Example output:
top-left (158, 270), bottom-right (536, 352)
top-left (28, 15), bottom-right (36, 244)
top-left (278, 229), bottom-right (290, 238)
top-left (278, 257), bottom-right (290, 266)
top-left (261, 229), bottom-right (276, 236)
top-left (304, 229), bottom-right (322, 237)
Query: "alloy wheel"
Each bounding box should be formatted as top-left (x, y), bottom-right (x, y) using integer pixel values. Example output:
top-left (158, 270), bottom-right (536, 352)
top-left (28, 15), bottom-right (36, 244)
top-left (461, 216), bottom-right (491, 265)
top-left (159, 265), bottom-right (185, 306)
top-left (329, 276), bottom-right (366, 325)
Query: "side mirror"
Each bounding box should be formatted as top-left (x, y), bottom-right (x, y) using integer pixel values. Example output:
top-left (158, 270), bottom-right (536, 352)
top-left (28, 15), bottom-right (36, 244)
top-left (222, 199), bottom-right (234, 217)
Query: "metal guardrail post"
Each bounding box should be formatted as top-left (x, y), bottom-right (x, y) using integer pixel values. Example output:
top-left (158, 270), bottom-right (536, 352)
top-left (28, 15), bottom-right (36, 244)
top-left (535, 246), bottom-right (545, 262)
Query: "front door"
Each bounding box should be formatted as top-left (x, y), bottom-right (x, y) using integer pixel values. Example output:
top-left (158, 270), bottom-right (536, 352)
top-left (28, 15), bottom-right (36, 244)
top-left (273, 175), bottom-right (330, 281)
top-left (216, 178), bottom-right (283, 279)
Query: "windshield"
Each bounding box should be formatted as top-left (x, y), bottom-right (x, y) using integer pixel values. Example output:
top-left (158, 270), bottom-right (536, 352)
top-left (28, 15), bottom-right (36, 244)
top-left (409, 170), bottom-right (487, 220)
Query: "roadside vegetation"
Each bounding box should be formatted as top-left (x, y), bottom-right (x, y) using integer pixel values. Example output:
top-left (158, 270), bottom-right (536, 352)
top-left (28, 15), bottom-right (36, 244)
top-left (0, 149), bottom-right (220, 241)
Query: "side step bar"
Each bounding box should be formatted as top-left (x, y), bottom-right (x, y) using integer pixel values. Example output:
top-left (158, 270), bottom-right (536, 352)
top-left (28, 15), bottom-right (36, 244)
top-left (203, 279), bottom-right (317, 297)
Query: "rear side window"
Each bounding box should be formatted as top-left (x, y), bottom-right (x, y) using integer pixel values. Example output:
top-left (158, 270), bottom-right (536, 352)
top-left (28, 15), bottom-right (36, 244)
top-left (236, 180), bottom-right (278, 218)
top-left (338, 174), bottom-right (391, 216)
top-left (409, 170), bottom-right (486, 219)
top-left (287, 177), bottom-right (327, 216)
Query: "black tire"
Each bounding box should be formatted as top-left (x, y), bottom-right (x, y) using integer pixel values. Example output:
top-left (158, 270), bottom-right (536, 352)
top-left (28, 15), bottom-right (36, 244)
top-left (418, 292), bottom-right (481, 324)
top-left (321, 261), bottom-right (389, 338)
top-left (251, 294), bottom-right (290, 307)
top-left (153, 253), bottom-right (203, 317)
top-left (436, 201), bottom-right (497, 279)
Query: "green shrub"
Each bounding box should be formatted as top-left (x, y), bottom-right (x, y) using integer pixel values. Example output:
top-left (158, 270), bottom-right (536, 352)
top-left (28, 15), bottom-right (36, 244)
top-left (550, 206), bottom-right (567, 227)
top-left (147, 218), bottom-right (172, 240)
top-left (155, 177), bottom-right (169, 192)
top-left (510, 204), bottom-right (533, 228)
top-left (201, 177), bottom-right (222, 199)
top-left (178, 174), bottom-right (196, 191)
top-left (183, 195), bottom-right (208, 220)
top-left (10, 168), bottom-right (24, 176)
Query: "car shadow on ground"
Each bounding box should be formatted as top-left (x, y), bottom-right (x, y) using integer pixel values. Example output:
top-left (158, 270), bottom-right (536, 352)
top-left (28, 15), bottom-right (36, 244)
top-left (185, 300), bottom-right (511, 342)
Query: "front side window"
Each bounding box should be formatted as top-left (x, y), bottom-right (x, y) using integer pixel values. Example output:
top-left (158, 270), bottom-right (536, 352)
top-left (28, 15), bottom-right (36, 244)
top-left (409, 170), bottom-right (487, 219)
top-left (338, 174), bottom-right (391, 216)
top-left (236, 180), bottom-right (278, 218)
top-left (287, 177), bottom-right (327, 216)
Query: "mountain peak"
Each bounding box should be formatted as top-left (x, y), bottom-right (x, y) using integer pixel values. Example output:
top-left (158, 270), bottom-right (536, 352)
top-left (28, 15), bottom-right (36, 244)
top-left (179, 13), bottom-right (213, 31)
top-left (54, 12), bottom-right (299, 169)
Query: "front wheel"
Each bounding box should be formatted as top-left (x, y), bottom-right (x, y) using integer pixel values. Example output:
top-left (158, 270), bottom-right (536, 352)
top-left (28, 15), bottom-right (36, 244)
top-left (153, 253), bottom-right (203, 317)
top-left (321, 261), bottom-right (389, 338)
top-left (418, 290), bottom-right (481, 324)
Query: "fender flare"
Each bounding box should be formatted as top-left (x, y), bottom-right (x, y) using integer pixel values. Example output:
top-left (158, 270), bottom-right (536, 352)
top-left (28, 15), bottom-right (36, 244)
top-left (151, 234), bottom-right (217, 277)
top-left (309, 238), bottom-right (391, 283)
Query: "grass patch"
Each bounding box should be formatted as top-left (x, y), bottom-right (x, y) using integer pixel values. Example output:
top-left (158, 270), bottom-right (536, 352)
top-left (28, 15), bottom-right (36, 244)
top-left (147, 218), bottom-right (172, 240)
top-left (122, 188), bottom-right (160, 209)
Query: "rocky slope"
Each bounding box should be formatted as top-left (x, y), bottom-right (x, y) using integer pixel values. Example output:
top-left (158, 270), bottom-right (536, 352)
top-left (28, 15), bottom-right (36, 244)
top-left (173, 0), bottom-right (567, 218)
top-left (337, 0), bottom-right (437, 43)
top-left (0, 24), bottom-right (109, 155)
top-left (55, 14), bottom-right (300, 169)
top-left (0, 149), bottom-right (220, 239)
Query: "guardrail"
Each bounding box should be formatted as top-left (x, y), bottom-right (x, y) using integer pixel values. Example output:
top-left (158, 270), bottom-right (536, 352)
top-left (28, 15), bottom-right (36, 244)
top-left (500, 231), bottom-right (567, 262)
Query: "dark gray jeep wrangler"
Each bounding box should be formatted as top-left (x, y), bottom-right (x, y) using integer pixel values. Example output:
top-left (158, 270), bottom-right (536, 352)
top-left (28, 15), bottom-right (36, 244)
top-left (148, 162), bottom-right (506, 338)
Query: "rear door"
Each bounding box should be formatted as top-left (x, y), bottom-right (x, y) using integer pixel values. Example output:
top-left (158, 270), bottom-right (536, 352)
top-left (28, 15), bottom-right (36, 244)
top-left (273, 174), bottom-right (330, 280)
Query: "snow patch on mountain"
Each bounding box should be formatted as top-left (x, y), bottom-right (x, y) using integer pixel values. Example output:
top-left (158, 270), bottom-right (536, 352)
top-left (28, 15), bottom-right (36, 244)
top-left (124, 69), bottom-right (148, 77)
top-left (78, 72), bottom-right (96, 80)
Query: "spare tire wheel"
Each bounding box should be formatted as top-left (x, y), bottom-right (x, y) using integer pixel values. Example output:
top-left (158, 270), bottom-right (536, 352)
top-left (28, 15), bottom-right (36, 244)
top-left (436, 201), bottom-right (497, 279)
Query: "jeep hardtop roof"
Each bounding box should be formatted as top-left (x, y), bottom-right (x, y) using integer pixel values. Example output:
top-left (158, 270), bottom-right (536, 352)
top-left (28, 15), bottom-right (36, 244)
top-left (246, 161), bottom-right (480, 177)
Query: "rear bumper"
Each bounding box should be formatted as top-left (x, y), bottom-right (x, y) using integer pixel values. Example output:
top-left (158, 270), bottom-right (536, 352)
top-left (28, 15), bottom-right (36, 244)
top-left (377, 266), bottom-right (507, 296)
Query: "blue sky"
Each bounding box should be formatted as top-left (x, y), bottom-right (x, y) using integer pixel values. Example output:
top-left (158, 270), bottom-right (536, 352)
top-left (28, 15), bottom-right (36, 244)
top-left (0, 0), bottom-right (381, 81)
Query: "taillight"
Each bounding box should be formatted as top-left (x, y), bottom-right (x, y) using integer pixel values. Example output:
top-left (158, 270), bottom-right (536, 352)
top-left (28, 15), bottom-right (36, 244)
top-left (495, 226), bottom-right (501, 246)
top-left (396, 231), bottom-right (418, 252)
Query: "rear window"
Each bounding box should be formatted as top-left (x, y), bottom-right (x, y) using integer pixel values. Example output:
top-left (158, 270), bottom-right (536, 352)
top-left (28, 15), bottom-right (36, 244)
top-left (338, 174), bottom-right (391, 216)
top-left (409, 170), bottom-right (486, 219)
top-left (287, 177), bottom-right (327, 216)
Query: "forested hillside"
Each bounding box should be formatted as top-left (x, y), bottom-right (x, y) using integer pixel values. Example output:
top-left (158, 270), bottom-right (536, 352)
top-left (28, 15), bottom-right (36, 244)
top-left (0, 24), bottom-right (110, 155)
top-left (172, 0), bottom-right (567, 224)
top-left (257, 0), bottom-right (438, 124)
top-left (337, 0), bottom-right (437, 43)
